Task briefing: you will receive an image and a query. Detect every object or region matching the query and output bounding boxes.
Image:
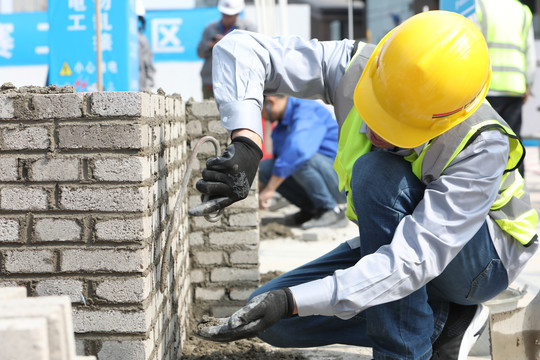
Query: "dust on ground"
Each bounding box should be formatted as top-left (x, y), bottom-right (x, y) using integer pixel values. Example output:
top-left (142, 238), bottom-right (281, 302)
top-left (182, 269), bottom-right (287, 359)
top-left (181, 335), bottom-right (308, 360)
top-left (182, 205), bottom-right (301, 359)
top-left (260, 222), bottom-right (298, 240)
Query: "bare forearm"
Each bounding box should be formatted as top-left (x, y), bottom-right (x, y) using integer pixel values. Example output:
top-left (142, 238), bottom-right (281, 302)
top-left (266, 175), bottom-right (285, 192)
top-left (232, 129), bottom-right (263, 149)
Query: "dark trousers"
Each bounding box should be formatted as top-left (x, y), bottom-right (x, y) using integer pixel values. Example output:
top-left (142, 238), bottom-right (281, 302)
top-left (486, 95), bottom-right (525, 177)
top-left (252, 152), bottom-right (508, 359)
top-left (202, 84), bottom-right (214, 100)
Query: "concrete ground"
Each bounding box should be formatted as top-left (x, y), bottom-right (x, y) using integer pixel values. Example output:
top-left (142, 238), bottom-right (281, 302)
top-left (257, 146), bottom-right (540, 360)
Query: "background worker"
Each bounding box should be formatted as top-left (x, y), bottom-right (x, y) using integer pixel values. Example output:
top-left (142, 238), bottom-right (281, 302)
top-left (136, 0), bottom-right (156, 92)
top-left (472, 0), bottom-right (537, 177)
top-left (196, 0), bottom-right (256, 99)
top-left (259, 95), bottom-right (347, 229)
top-left (194, 11), bottom-right (539, 360)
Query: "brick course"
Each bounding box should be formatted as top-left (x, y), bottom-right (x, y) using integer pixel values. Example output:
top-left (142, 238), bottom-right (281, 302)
top-left (0, 89), bottom-right (260, 359)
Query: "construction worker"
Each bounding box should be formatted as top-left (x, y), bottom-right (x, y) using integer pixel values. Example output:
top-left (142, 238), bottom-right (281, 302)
top-left (196, 0), bottom-right (256, 99)
top-left (472, 0), bottom-right (537, 177)
top-left (194, 11), bottom-right (539, 360)
top-left (136, 0), bottom-right (156, 91)
top-left (259, 95), bottom-right (347, 229)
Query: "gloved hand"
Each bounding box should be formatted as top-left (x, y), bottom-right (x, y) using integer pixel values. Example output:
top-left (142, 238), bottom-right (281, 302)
top-left (196, 288), bottom-right (295, 342)
top-left (192, 136), bottom-right (263, 215)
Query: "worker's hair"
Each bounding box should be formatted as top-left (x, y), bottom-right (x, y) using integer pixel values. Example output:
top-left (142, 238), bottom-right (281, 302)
top-left (264, 94), bottom-right (288, 100)
top-left (138, 15), bottom-right (146, 31)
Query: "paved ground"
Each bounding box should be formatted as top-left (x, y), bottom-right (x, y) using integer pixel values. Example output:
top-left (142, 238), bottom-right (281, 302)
top-left (257, 146), bottom-right (540, 360)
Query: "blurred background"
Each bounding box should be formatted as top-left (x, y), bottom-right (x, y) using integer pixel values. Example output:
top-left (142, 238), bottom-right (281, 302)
top-left (0, 0), bottom-right (538, 134)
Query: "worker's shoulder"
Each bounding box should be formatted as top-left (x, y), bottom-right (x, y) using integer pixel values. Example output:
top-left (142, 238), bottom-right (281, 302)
top-left (236, 17), bottom-right (256, 30)
top-left (202, 20), bottom-right (221, 31)
top-left (288, 97), bottom-right (327, 111)
top-left (289, 98), bottom-right (336, 123)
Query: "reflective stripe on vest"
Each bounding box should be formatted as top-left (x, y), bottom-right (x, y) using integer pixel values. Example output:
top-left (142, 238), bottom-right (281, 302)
top-left (333, 42), bottom-right (374, 221)
top-left (477, 0), bottom-right (532, 95)
top-left (406, 104), bottom-right (537, 246)
top-left (333, 46), bottom-right (538, 246)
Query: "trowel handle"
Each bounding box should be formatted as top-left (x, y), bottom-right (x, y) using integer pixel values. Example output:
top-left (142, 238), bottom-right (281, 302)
top-left (188, 196), bottom-right (229, 221)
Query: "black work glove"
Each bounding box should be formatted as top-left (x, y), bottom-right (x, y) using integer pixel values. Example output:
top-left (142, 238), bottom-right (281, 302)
top-left (196, 288), bottom-right (295, 342)
top-left (190, 136), bottom-right (263, 216)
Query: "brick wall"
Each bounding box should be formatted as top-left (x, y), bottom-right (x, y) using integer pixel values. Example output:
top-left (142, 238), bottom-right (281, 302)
top-left (186, 101), bottom-right (260, 319)
top-left (0, 85), bottom-right (260, 359)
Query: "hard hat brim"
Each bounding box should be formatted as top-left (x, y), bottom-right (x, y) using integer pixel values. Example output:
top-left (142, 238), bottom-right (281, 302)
top-left (218, 5), bottom-right (244, 15)
top-left (354, 27), bottom-right (490, 149)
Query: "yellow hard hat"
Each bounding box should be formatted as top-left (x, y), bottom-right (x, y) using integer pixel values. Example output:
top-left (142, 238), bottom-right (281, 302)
top-left (354, 11), bottom-right (491, 148)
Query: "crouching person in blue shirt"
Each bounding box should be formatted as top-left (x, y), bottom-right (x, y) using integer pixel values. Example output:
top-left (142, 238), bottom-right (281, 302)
top-left (258, 95), bottom-right (347, 229)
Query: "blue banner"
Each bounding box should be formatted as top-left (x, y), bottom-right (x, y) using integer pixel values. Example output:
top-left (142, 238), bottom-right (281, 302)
top-left (48, 0), bottom-right (139, 92)
top-left (439, 0), bottom-right (476, 18)
top-left (0, 12), bottom-right (49, 66)
top-left (144, 8), bottom-right (221, 62)
top-left (0, 7), bottom-right (225, 77)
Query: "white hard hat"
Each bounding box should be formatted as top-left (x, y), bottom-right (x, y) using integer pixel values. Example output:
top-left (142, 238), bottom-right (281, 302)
top-left (136, 0), bottom-right (146, 17)
top-left (218, 0), bottom-right (245, 15)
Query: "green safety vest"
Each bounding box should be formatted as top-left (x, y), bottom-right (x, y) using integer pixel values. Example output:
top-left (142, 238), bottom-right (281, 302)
top-left (333, 43), bottom-right (538, 246)
top-left (477, 0), bottom-right (533, 95)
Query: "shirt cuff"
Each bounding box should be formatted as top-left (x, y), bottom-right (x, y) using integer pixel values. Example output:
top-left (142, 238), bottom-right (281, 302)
top-left (218, 100), bottom-right (263, 141)
top-left (272, 165), bottom-right (293, 179)
top-left (289, 276), bottom-right (335, 317)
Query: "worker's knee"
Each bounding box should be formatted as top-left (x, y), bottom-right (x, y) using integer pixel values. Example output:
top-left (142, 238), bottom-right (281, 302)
top-left (258, 158), bottom-right (274, 185)
top-left (351, 151), bottom-right (422, 209)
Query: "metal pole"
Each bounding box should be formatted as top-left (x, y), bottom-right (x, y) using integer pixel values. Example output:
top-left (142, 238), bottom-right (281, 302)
top-left (348, 0), bottom-right (354, 39)
top-left (278, 0), bottom-right (288, 36)
top-left (95, 0), bottom-right (103, 91)
top-left (254, 0), bottom-right (262, 33)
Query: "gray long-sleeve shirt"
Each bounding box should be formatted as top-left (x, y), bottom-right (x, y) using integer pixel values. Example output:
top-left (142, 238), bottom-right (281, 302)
top-left (212, 30), bottom-right (539, 320)
top-left (197, 18), bottom-right (256, 86)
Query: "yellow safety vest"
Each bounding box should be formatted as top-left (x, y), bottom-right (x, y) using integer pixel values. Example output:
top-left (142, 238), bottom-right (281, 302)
top-left (333, 44), bottom-right (538, 246)
top-left (477, 0), bottom-right (533, 95)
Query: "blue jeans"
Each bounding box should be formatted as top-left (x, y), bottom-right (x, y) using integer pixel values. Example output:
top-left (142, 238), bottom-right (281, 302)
top-left (252, 151), bottom-right (509, 360)
top-left (259, 152), bottom-right (346, 211)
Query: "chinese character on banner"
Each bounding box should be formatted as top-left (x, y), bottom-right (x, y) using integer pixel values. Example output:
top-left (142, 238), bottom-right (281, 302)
top-left (49, 0), bottom-right (139, 91)
top-left (69, 0), bottom-right (87, 12)
top-left (0, 23), bottom-right (14, 59)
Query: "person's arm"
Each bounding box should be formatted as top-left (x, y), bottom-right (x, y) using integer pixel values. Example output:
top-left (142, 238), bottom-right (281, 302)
top-left (197, 130), bottom-right (510, 342)
top-left (197, 25), bottom-right (215, 59)
top-left (524, 21), bottom-right (536, 103)
top-left (212, 30), bottom-right (355, 141)
top-left (193, 32), bottom-right (354, 215)
top-left (259, 175), bottom-right (285, 209)
top-left (291, 131), bottom-right (509, 318)
top-left (231, 128), bottom-right (262, 148)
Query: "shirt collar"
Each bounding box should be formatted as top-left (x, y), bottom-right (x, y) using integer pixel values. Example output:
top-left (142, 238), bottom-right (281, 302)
top-left (280, 97), bottom-right (295, 126)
